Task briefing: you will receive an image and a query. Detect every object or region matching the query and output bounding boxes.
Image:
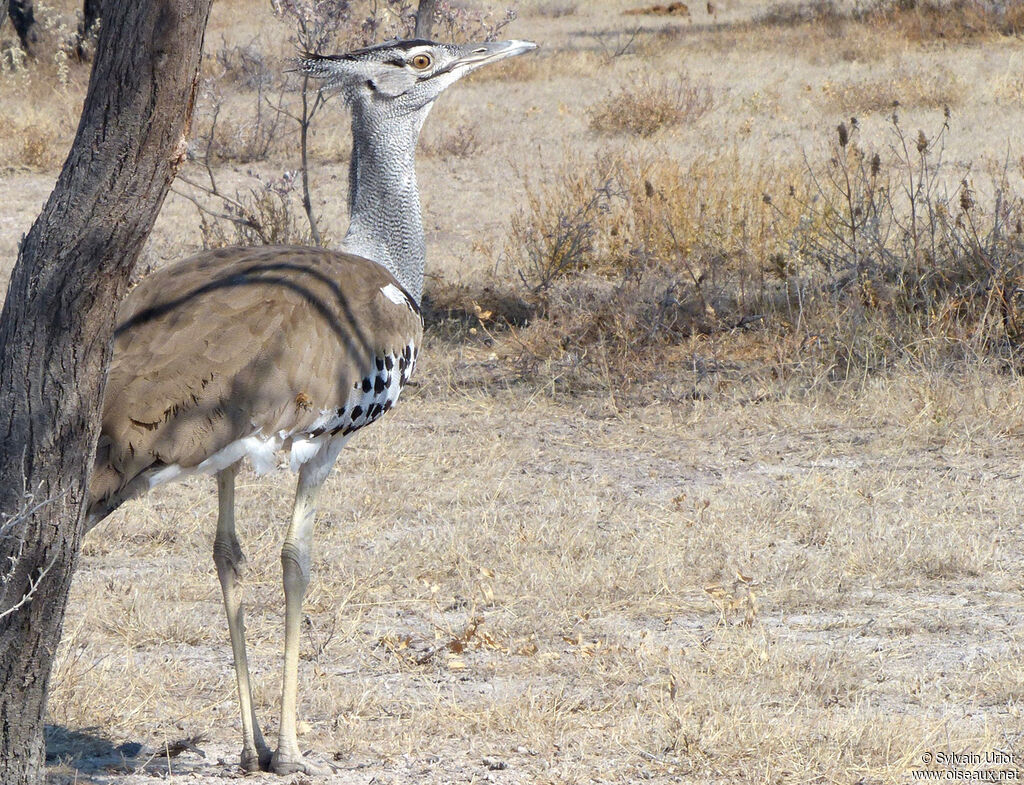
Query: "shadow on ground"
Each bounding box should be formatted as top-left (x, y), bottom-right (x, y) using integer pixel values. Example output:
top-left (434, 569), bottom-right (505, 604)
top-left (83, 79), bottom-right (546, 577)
top-left (45, 725), bottom-right (211, 783)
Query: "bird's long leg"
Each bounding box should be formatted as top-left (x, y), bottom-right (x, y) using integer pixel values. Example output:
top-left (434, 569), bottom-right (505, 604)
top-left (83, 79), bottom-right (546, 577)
top-left (271, 437), bottom-right (347, 775)
top-left (213, 463), bottom-right (272, 773)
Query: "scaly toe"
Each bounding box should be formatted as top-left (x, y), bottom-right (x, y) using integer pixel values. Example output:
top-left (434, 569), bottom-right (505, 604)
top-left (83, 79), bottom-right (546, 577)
top-left (270, 748), bottom-right (330, 776)
top-left (240, 744), bottom-right (274, 773)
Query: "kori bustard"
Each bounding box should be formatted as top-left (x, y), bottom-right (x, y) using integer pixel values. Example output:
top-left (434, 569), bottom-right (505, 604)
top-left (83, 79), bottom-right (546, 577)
top-left (86, 38), bottom-right (536, 775)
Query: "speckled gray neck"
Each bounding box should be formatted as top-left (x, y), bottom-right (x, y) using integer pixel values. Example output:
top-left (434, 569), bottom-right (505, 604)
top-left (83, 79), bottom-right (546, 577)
top-left (342, 102), bottom-right (431, 304)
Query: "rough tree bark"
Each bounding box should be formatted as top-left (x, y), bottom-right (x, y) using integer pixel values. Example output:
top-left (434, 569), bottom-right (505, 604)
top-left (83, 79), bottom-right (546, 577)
top-left (414, 0), bottom-right (437, 38)
top-left (0, 1), bottom-right (212, 783)
top-left (6, 0), bottom-right (37, 52)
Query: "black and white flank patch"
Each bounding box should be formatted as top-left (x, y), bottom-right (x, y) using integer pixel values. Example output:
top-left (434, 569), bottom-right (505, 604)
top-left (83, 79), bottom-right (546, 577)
top-left (306, 341), bottom-right (419, 440)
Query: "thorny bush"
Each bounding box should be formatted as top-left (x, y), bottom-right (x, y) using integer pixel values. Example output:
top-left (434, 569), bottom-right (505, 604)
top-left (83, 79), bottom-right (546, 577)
top-left (493, 113), bottom-right (1024, 395)
top-left (183, 1), bottom-right (516, 248)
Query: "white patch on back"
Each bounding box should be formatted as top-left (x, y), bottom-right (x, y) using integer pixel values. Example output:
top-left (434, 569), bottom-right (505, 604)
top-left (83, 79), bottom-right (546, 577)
top-left (380, 283), bottom-right (409, 306)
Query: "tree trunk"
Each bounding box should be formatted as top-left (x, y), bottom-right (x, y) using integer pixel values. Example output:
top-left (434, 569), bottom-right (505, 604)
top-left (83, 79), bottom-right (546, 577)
top-left (0, 1), bottom-right (212, 783)
top-left (414, 0), bottom-right (437, 38)
top-left (76, 0), bottom-right (104, 60)
top-left (82, 0), bottom-right (101, 32)
top-left (8, 0), bottom-right (37, 52)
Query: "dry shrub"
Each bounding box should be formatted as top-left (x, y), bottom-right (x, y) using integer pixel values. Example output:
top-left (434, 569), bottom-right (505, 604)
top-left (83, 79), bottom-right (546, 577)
top-left (821, 66), bottom-right (964, 114)
top-left (771, 116), bottom-right (1024, 376)
top-left (493, 115), bottom-right (1024, 395)
top-left (534, 1), bottom-right (577, 17)
top-left (177, 170), bottom-right (316, 250)
top-left (195, 187), bottom-right (314, 249)
top-left (196, 37), bottom-right (292, 164)
top-left (497, 151), bottom-right (803, 391)
top-left (421, 121), bottom-right (481, 159)
top-left (209, 35), bottom-right (278, 90)
top-left (202, 102), bottom-right (291, 163)
top-left (507, 155), bottom-right (618, 290)
top-left (0, 106), bottom-right (75, 171)
top-left (507, 151), bottom-right (799, 306)
top-left (871, 0), bottom-right (1024, 40)
top-left (755, 0), bottom-right (846, 26)
top-left (589, 73), bottom-right (713, 137)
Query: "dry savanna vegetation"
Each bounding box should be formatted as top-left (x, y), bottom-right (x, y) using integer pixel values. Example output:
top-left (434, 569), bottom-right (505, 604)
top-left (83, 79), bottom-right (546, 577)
top-left (3, 0), bottom-right (1024, 783)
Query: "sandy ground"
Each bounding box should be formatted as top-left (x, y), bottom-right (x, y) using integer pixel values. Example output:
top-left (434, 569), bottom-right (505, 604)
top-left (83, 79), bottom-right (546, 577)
top-left (44, 380), bottom-right (1024, 783)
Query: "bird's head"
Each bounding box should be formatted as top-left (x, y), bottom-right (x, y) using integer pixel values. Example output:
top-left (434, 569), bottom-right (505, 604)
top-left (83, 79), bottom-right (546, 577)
top-left (298, 38), bottom-right (537, 117)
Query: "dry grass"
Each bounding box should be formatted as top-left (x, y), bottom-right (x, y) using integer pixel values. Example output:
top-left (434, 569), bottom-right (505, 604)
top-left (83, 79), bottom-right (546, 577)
top-left (0, 69), bottom-right (86, 170)
top-left (991, 72), bottom-right (1024, 106)
top-left (489, 108), bottom-right (1024, 398)
top-left (2, 1), bottom-right (1024, 783)
top-left (464, 47), bottom-right (602, 84)
top-left (758, 0), bottom-right (1024, 41)
top-left (420, 120), bottom-right (482, 159)
top-left (589, 73), bottom-right (714, 137)
top-left (0, 0), bottom-right (90, 142)
top-left (47, 367), bottom-right (1024, 783)
top-left (822, 66), bottom-right (965, 114)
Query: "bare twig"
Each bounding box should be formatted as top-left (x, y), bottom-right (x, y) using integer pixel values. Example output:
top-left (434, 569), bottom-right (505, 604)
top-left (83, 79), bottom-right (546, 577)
top-left (299, 75), bottom-right (326, 246)
top-left (0, 493), bottom-right (61, 621)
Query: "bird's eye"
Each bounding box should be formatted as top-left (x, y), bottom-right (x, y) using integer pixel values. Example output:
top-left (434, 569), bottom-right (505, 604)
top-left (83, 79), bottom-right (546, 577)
top-left (410, 53), bottom-right (432, 70)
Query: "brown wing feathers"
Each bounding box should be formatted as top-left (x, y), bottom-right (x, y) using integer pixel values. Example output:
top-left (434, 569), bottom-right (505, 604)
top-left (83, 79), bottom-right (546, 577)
top-left (89, 246), bottom-right (422, 512)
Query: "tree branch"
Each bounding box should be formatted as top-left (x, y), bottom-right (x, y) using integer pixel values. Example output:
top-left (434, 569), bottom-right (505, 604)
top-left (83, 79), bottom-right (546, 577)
top-left (415, 0), bottom-right (437, 38)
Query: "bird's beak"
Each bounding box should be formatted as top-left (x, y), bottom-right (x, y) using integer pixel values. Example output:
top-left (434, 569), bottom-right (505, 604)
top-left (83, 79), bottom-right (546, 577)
top-left (450, 39), bottom-right (538, 73)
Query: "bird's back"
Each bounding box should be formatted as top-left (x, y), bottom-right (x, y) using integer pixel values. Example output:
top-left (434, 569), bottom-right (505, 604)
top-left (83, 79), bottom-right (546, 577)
top-left (89, 245), bottom-right (423, 519)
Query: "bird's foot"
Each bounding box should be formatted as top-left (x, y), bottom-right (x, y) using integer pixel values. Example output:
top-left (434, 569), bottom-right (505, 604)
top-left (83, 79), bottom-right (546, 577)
top-left (270, 748), bottom-right (330, 776)
top-left (240, 744), bottom-right (273, 773)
